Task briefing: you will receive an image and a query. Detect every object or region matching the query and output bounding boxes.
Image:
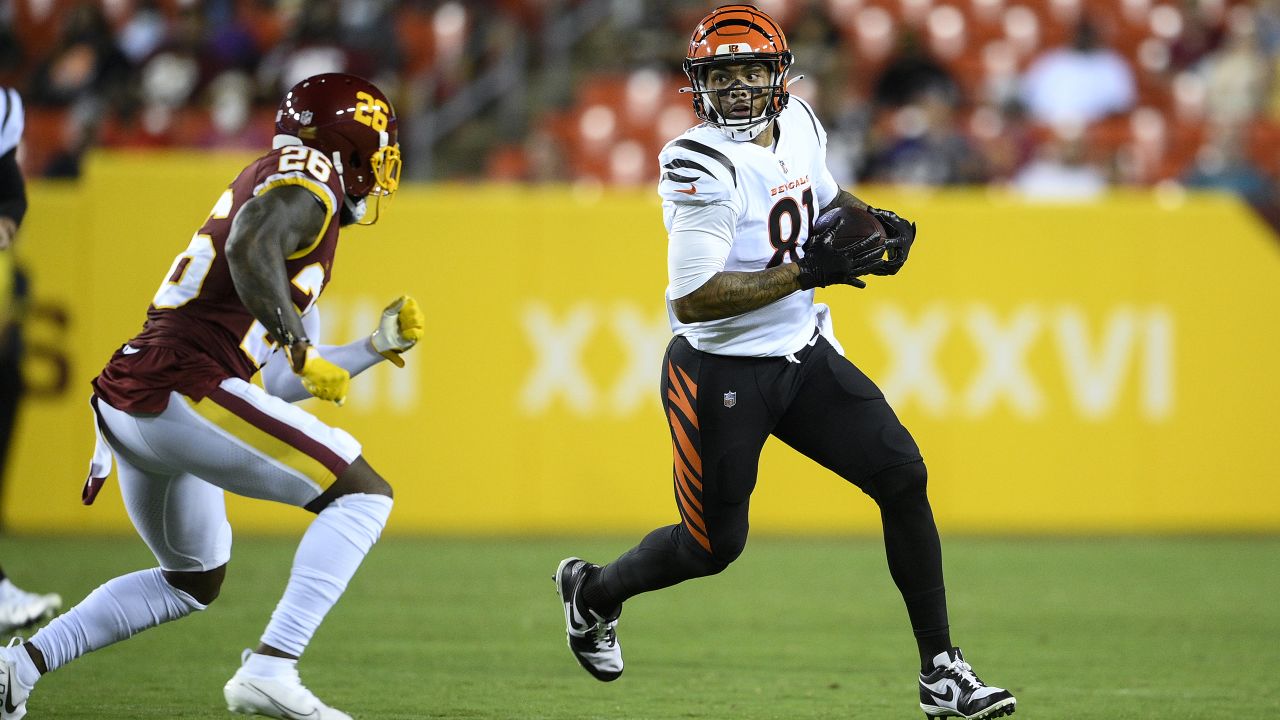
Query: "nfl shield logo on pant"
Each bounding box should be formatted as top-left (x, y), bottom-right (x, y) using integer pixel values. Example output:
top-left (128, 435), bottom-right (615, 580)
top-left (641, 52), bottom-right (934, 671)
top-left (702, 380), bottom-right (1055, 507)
top-left (723, 391), bottom-right (737, 408)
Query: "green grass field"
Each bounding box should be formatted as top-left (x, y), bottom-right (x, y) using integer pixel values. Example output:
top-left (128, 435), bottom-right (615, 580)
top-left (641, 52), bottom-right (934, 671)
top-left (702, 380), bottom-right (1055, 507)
top-left (2, 534), bottom-right (1277, 719)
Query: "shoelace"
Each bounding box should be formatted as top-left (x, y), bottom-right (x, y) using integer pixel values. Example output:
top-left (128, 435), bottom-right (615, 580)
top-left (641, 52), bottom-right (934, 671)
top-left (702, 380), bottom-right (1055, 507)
top-left (944, 659), bottom-right (987, 692)
top-left (590, 619), bottom-right (617, 649)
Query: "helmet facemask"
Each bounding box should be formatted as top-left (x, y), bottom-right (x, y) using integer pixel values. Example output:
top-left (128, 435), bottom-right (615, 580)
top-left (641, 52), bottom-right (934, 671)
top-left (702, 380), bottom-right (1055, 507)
top-left (348, 141), bottom-right (401, 226)
top-left (684, 56), bottom-right (791, 142)
top-left (680, 3), bottom-right (795, 143)
top-left (275, 73), bottom-right (401, 226)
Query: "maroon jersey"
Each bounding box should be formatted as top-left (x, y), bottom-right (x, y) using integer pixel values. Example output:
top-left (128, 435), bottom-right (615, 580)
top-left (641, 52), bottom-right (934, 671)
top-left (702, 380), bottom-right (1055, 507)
top-left (94, 144), bottom-right (345, 412)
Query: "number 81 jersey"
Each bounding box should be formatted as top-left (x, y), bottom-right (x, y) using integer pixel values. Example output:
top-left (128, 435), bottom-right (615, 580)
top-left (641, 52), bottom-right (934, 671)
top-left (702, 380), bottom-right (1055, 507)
top-left (93, 143), bottom-right (345, 413)
top-left (658, 97), bottom-right (841, 357)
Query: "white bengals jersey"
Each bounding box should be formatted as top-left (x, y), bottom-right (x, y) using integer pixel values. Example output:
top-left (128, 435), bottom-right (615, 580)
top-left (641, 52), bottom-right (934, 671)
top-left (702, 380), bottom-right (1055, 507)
top-left (658, 97), bottom-right (842, 357)
top-left (0, 87), bottom-right (22, 156)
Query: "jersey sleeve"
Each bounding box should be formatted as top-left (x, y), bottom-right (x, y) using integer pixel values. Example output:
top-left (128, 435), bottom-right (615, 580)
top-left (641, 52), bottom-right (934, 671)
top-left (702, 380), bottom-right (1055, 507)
top-left (0, 88), bottom-right (25, 157)
top-left (253, 144), bottom-right (344, 255)
top-left (791, 97), bottom-right (840, 209)
top-left (657, 138), bottom-right (744, 216)
top-left (666, 202), bottom-right (736, 300)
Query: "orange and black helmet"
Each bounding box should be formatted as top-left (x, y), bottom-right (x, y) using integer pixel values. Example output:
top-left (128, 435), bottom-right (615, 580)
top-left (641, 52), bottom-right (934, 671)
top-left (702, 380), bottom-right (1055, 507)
top-left (682, 4), bottom-right (793, 141)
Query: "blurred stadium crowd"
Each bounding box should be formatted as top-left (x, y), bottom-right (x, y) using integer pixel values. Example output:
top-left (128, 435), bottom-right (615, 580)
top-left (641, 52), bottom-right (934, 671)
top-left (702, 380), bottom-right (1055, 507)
top-left (3, 0), bottom-right (1280, 211)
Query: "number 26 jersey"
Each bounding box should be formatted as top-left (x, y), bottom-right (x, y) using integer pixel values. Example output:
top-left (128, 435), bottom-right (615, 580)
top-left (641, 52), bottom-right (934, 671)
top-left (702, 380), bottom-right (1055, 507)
top-left (93, 142), bottom-right (346, 413)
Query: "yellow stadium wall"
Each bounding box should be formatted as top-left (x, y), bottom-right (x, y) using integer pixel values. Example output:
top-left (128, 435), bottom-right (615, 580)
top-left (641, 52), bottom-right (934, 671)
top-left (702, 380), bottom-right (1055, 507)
top-left (3, 152), bottom-right (1278, 536)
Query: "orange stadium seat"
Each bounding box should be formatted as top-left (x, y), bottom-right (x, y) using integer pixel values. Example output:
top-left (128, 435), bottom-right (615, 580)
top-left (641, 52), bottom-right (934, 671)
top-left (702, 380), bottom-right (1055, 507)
top-left (4, 0), bottom-right (1275, 187)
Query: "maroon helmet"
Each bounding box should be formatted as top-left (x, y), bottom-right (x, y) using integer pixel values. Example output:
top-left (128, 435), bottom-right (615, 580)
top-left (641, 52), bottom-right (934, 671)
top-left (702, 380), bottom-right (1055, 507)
top-left (275, 73), bottom-right (401, 201)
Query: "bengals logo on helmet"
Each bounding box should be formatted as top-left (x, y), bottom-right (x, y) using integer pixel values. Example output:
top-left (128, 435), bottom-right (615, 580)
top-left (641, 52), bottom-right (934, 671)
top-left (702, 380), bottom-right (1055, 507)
top-left (680, 4), bottom-right (794, 142)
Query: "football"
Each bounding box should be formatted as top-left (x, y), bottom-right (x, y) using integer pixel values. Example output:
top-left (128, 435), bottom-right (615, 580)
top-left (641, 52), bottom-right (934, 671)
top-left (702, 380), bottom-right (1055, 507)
top-left (819, 205), bottom-right (887, 253)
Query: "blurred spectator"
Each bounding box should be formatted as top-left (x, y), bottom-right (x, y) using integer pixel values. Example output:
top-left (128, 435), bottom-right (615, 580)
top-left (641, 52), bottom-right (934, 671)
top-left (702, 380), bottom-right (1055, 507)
top-left (204, 7), bottom-right (263, 78)
top-left (1255, 0), bottom-right (1280, 56)
top-left (1168, 1), bottom-right (1224, 73)
top-left (134, 7), bottom-right (207, 143)
top-left (972, 101), bottom-right (1038, 182)
top-left (1200, 6), bottom-right (1270, 126)
top-left (863, 88), bottom-right (987, 186)
top-left (203, 71), bottom-right (271, 150)
top-left (1020, 19), bottom-right (1136, 126)
top-left (25, 2), bottom-right (130, 111)
top-left (117, 0), bottom-right (168, 66)
top-left (1012, 124), bottom-right (1107, 200)
top-left (41, 108), bottom-right (96, 179)
top-left (6, 0), bottom-right (1280, 190)
top-left (259, 0), bottom-right (355, 97)
top-left (1182, 123), bottom-right (1274, 208)
top-left (787, 8), bottom-right (844, 107)
top-left (873, 31), bottom-right (961, 110)
top-left (521, 126), bottom-right (569, 183)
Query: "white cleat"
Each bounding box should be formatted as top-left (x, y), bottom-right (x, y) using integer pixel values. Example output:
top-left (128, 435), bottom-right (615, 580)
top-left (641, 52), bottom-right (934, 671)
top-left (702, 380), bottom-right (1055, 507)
top-left (0, 583), bottom-right (62, 635)
top-left (919, 647), bottom-right (1016, 719)
top-left (224, 651), bottom-right (352, 720)
top-left (0, 639), bottom-right (33, 720)
top-left (553, 557), bottom-right (623, 682)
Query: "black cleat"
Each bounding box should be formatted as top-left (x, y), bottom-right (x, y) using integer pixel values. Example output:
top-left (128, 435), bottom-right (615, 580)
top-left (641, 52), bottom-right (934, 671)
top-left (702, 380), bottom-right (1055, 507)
top-left (553, 557), bottom-right (623, 682)
top-left (919, 648), bottom-right (1016, 719)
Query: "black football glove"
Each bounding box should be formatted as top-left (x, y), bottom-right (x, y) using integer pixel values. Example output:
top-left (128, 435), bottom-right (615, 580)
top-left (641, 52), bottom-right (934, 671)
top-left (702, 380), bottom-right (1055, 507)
top-left (796, 210), bottom-right (886, 290)
top-left (867, 206), bottom-right (916, 276)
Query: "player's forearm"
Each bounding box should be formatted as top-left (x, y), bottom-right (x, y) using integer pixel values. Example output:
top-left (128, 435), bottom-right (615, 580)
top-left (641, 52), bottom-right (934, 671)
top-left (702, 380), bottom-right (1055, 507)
top-left (228, 257), bottom-right (306, 350)
top-left (226, 193), bottom-right (316, 355)
top-left (822, 188), bottom-right (867, 213)
top-left (672, 264), bottom-right (801, 323)
top-left (261, 338), bottom-right (383, 402)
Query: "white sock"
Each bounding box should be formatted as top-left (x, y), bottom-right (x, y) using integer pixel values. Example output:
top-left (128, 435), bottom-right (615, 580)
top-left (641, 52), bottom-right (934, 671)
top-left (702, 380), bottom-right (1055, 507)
top-left (259, 493), bottom-right (392, 657)
top-left (241, 652), bottom-right (297, 679)
top-left (2, 643), bottom-right (41, 688)
top-left (29, 568), bottom-right (205, 672)
top-left (0, 578), bottom-right (20, 599)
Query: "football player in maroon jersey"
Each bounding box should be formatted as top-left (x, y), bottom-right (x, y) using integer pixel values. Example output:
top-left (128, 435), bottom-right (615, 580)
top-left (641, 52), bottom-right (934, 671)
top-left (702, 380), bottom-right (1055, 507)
top-left (0, 74), bottom-right (422, 720)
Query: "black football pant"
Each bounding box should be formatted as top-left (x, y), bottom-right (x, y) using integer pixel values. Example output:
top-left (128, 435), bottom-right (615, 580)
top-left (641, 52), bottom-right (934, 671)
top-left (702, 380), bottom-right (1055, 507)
top-left (595, 333), bottom-right (951, 662)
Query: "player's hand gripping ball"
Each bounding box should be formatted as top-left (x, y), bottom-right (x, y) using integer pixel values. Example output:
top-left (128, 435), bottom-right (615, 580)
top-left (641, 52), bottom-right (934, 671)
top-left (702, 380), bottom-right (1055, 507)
top-left (866, 206), bottom-right (916, 275)
top-left (795, 206), bottom-right (889, 289)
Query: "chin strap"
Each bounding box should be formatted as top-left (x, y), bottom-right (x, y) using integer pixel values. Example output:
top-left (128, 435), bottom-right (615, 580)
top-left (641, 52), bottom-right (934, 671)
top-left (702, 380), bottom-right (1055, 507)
top-left (681, 74), bottom-right (800, 143)
top-left (344, 195), bottom-right (368, 224)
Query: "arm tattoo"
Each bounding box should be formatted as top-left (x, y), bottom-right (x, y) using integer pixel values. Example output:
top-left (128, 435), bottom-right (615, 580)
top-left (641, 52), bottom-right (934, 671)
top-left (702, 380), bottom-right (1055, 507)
top-left (673, 264), bottom-right (802, 323)
top-left (822, 188), bottom-right (868, 213)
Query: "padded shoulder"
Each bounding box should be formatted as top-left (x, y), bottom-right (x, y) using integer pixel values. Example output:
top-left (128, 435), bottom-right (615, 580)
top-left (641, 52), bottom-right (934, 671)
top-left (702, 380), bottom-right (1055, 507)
top-left (657, 134), bottom-right (742, 211)
top-left (788, 96), bottom-right (827, 148)
top-left (251, 145), bottom-right (343, 222)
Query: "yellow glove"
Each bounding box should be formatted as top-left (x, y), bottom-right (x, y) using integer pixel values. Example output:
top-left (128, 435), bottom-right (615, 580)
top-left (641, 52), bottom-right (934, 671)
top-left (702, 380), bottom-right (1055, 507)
top-left (370, 295), bottom-right (425, 368)
top-left (294, 345), bottom-right (350, 406)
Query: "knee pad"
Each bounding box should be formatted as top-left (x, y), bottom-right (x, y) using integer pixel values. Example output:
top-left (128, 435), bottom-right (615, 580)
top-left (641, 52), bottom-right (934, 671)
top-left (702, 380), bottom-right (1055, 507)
top-left (707, 537), bottom-right (746, 574)
top-left (677, 524), bottom-right (745, 576)
top-left (870, 460), bottom-right (929, 509)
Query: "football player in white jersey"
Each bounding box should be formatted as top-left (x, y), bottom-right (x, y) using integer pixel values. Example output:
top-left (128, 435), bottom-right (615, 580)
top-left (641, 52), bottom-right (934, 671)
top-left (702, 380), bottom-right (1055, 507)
top-left (554, 6), bottom-right (1016, 719)
top-left (0, 86), bottom-right (66, 636)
